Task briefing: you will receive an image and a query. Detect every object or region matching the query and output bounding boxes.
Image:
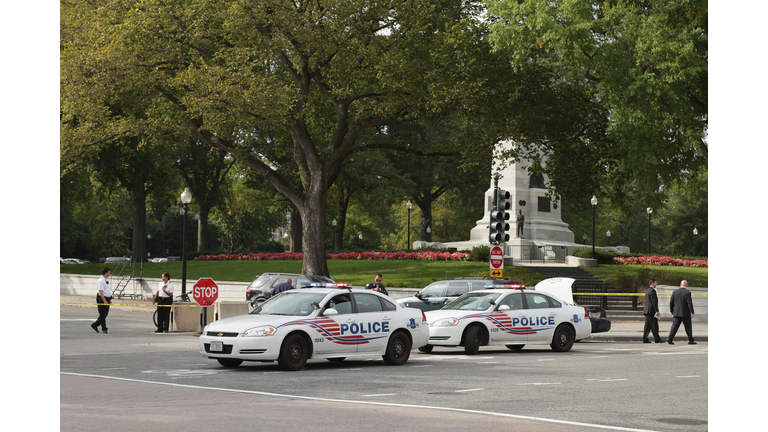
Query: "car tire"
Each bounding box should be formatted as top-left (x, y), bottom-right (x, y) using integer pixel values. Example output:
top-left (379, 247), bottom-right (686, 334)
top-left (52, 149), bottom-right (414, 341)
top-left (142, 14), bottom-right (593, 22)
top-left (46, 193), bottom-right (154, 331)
top-left (217, 358), bottom-right (243, 368)
top-left (382, 331), bottom-right (411, 365)
top-left (278, 334), bottom-right (309, 371)
top-left (418, 344), bottom-right (434, 353)
top-left (327, 357), bottom-right (346, 362)
top-left (550, 325), bottom-right (575, 352)
top-left (505, 344), bottom-right (525, 351)
top-left (464, 324), bottom-right (483, 355)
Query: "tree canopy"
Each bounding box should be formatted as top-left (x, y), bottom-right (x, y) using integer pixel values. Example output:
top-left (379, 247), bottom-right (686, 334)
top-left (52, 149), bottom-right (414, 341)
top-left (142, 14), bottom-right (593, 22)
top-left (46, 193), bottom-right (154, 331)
top-left (486, 0), bottom-right (708, 209)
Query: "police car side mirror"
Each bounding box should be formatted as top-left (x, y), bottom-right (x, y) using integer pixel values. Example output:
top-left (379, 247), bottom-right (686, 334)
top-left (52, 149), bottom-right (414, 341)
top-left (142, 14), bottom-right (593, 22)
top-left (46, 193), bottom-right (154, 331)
top-left (322, 308), bottom-right (339, 316)
top-left (497, 305), bottom-right (510, 311)
top-left (310, 302), bottom-right (320, 310)
top-left (415, 292), bottom-right (423, 299)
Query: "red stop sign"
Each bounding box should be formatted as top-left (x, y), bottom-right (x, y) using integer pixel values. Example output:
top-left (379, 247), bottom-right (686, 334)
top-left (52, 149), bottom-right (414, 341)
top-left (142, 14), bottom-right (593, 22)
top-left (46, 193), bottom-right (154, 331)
top-left (192, 278), bottom-right (219, 306)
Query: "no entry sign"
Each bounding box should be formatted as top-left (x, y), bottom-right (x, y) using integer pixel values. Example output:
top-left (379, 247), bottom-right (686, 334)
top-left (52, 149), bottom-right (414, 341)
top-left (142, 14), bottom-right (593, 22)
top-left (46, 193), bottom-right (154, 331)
top-left (192, 277), bottom-right (219, 307)
top-left (490, 246), bottom-right (504, 278)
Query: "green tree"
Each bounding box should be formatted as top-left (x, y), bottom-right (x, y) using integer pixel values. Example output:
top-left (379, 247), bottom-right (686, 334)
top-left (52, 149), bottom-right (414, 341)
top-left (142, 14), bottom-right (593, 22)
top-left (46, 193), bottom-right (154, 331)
top-left (61, 0), bottom-right (522, 276)
top-left (486, 0), bottom-right (708, 208)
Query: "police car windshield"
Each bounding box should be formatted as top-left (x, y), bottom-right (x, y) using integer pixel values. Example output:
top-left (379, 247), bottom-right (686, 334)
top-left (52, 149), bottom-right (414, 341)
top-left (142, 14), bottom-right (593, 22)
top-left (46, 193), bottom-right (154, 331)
top-left (442, 292), bottom-right (502, 311)
top-left (251, 291), bottom-right (327, 316)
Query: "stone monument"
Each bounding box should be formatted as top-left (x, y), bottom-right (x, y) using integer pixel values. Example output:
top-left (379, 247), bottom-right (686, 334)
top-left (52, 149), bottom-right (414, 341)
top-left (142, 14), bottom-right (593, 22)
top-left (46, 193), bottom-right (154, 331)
top-left (439, 141), bottom-right (583, 255)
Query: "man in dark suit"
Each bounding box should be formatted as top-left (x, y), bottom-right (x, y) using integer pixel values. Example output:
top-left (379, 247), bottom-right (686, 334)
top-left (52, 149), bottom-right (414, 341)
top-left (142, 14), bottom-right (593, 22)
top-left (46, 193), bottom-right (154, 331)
top-left (642, 279), bottom-right (662, 343)
top-left (667, 280), bottom-right (696, 345)
top-left (271, 278), bottom-right (294, 296)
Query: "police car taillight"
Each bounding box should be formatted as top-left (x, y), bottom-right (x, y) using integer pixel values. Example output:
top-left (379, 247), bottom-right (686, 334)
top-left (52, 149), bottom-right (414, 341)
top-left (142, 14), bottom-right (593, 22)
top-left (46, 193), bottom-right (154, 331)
top-left (584, 309), bottom-right (589, 319)
top-left (421, 310), bottom-right (427, 324)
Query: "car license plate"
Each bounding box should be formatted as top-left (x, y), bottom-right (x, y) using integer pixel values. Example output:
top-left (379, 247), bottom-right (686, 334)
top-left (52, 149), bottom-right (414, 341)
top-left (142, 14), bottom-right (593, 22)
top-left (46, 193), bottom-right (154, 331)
top-left (589, 312), bottom-right (600, 318)
top-left (210, 341), bottom-right (223, 352)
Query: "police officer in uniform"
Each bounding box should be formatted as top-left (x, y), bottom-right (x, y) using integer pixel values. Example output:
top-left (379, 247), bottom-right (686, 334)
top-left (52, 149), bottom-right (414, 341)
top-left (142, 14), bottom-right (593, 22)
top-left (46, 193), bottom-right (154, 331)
top-left (91, 268), bottom-right (112, 333)
top-left (153, 272), bottom-right (174, 333)
top-left (365, 273), bottom-right (389, 296)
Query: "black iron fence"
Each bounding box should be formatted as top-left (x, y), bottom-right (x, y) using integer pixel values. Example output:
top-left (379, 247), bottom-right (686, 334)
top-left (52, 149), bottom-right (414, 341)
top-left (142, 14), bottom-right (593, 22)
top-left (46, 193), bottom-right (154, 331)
top-left (507, 245), bottom-right (571, 264)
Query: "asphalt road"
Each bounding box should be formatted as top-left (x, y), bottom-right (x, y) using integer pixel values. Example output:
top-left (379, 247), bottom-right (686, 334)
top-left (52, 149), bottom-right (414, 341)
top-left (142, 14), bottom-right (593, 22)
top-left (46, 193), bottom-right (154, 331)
top-left (60, 304), bottom-right (708, 432)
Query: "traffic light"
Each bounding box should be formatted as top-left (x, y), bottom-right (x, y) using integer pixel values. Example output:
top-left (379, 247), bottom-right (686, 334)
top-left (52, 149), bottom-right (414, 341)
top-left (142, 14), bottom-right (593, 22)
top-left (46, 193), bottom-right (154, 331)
top-left (489, 189), bottom-right (510, 244)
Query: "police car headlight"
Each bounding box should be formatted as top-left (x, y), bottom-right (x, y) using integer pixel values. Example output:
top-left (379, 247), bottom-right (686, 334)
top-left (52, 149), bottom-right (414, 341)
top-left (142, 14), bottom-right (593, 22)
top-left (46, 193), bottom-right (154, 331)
top-left (431, 317), bottom-right (459, 327)
top-left (243, 326), bottom-right (277, 337)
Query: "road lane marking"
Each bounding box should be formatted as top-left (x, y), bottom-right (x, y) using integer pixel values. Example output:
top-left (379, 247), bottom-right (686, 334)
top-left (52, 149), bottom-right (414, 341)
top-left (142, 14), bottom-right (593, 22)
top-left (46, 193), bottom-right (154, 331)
top-left (364, 394), bottom-right (396, 397)
top-left (455, 388), bottom-right (483, 393)
top-left (61, 372), bottom-right (660, 432)
top-left (516, 382), bottom-right (561, 386)
top-left (676, 375), bottom-right (702, 378)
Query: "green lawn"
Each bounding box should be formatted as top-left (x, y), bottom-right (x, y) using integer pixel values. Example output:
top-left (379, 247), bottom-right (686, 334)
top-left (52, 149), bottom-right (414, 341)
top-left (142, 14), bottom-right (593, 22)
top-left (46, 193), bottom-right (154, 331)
top-left (60, 260), bottom-right (546, 288)
top-left (61, 260), bottom-right (707, 289)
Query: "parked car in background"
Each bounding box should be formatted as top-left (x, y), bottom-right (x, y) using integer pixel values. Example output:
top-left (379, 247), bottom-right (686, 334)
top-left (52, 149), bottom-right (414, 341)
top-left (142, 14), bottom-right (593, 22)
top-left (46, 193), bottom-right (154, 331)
top-left (105, 257), bottom-right (131, 263)
top-left (62, 258), bottom-right (85, 264)
top-left (533, 278), bottom-right (611, 334)
top-left (396, 277), bottom-right (525, 312)
top-left (246, 273), bottom-right (335, 309)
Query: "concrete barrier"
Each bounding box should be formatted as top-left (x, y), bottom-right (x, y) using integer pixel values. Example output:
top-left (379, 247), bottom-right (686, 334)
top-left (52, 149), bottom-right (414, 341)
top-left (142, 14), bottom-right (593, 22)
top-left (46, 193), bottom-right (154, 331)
top-left (171, 302), bottom-right (200, 332)
top-left (216, 302), bottom-right (249, 320)
top-left (657, 285), bottom-right (708, 322)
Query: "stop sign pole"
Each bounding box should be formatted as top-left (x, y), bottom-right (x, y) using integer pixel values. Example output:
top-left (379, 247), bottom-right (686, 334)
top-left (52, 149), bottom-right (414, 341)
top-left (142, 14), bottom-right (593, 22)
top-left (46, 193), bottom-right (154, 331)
top-left (193, 278), bottom-right (219, 330)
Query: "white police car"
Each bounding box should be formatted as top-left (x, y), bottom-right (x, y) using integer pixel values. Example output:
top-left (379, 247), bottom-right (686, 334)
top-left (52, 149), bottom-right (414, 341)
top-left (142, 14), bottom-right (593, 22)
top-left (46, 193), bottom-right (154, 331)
top-left (422, 288), bottom-right (591, 354)
top-left (199, 286), bottom-right (428, 371)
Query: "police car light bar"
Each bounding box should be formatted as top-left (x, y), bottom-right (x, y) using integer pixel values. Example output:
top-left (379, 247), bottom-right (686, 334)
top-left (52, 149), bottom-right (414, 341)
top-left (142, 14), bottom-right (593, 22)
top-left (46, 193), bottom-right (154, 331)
top-left (305, 282), bottom-right (350, 289)
top-left (484, 283), bottom-right (525, 290)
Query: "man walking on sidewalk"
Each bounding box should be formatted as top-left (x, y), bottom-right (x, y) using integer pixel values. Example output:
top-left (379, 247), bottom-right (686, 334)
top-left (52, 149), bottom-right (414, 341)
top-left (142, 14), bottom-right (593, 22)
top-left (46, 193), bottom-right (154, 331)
top-left (642, 279), bottom-right (662, 343)
top-left (667, 280), bottom-right (696, 345)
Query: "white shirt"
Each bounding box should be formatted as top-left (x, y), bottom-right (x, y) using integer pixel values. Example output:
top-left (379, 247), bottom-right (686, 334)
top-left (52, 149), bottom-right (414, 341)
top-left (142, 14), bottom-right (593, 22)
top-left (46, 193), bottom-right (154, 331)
top-left (157, 281), bottom-right (174, 298)
top-left (98, 275), bottom-right (112, 297)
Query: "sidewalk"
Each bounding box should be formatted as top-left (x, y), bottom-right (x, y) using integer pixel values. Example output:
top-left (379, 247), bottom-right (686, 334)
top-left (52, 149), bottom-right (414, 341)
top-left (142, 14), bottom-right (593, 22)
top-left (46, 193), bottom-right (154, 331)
top-left (588, 319), bottom-right (708, 343)
top-left (61, 294), bottom-right (707, 342)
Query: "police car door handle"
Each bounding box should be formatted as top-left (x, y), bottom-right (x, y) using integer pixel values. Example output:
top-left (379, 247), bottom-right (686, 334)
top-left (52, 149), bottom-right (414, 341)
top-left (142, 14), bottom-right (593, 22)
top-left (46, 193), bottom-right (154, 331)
top-left (346, 318), bottom-right (356, 323)
top-left (383, 315), bottom-right (392, 321)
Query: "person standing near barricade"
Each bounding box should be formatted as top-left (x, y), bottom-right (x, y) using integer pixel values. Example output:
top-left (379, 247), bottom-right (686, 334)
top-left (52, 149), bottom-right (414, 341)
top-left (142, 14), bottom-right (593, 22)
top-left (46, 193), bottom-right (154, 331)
top-left (667, 280), bottom-right (696, 345)
top-left (642, 279), bottom-right (662, 343)
top-left (153, 272), bottom-right (174, 333)
top-left (91, 268), bottom-right (112, 333)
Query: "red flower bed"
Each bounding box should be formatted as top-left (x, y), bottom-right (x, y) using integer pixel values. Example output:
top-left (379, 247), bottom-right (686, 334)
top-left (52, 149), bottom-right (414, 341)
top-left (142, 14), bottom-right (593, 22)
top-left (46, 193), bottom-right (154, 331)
top-left (195, 250), bottom-right (471, 262)
top-left (613, 255), bottom-right (708, 268)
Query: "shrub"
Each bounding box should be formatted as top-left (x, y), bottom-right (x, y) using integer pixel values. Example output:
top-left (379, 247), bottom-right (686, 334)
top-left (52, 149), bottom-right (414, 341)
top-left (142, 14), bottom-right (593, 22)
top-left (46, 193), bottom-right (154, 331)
top-left (469, 245), bottom-right (490, 262)
top-left (572, 247), bottom-right (615, 265)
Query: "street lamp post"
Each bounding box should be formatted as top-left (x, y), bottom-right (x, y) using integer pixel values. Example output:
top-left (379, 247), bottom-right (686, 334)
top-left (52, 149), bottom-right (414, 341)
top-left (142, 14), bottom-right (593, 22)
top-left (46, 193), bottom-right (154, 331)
top-left (591, 195), bottom-right (598, 259)
top-left (647, 207), bottom-right (653, 255)
top-left (332, 219), bottom-right (338, 251)
top-left (358, 233), bottom-right (363, 250)
top-left (606, 230), bottom-right (611, 246)
top-left (693, 227), bottom-right (698, 256)
top-left (180, 188), bottom-right (192, 300)
top-left (406, 200), bottom-right (412, 250)
top-left (147, 234), bottom-right (151, 259)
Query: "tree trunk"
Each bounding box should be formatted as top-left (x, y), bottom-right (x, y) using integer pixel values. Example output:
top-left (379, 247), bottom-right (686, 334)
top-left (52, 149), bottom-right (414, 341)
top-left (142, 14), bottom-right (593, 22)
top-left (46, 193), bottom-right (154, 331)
top-left (131, 186), bottom-right (147, 262)
top-left (300, 186), bottom-right (329, 277)
top-left (197, 204), bottom-right (210, 252)
top-left (289, 206), bottom-right (303, 253)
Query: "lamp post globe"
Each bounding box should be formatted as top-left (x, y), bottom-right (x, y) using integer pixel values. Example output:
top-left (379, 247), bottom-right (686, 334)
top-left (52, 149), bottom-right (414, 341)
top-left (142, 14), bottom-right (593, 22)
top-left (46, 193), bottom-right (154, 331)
top-left (647, 207), bottom-right (653, 254)
top-left (693, 227), bottom-right (698, 256)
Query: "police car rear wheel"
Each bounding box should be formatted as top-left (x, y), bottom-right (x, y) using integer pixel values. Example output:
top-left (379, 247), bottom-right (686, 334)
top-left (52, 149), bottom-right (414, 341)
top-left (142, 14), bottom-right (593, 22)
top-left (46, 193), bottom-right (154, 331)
top-left (550, 325), bottom-right (575, 352)
top-left (418, 344), bottom-right (434, 353)
top-left (464, 324), bottom-right (482, 355)
top-left (217, 358), bottom-right (243, 368)
top-left (278, 334), bottom-right (308, 371)
top-left (383, 331), bottom-right (411, 365)
top-left (506, 344), bottom-right (525, 351)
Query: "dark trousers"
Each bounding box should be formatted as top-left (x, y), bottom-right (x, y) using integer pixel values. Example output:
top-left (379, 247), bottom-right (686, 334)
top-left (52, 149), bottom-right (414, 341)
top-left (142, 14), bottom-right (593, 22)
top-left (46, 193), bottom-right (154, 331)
top-left (157, 297), bottom-right (173, 331)
top-left (643, 315), bottom-right (661, 341)
top-left (94, 295), bottom-right (112, 330)
top-left (668, 316), bottom-right (694, 342)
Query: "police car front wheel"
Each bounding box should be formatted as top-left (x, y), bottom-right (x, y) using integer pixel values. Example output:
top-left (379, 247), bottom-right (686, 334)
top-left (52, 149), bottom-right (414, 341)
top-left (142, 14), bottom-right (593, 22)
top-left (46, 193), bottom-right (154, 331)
top-left (278, 333), bottom-right (309, 371)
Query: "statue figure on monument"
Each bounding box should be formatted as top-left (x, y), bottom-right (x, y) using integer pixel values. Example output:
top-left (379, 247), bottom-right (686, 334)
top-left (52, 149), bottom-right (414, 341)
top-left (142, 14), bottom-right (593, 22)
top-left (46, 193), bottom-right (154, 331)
top-left (516, 209), bottom-right (525, 238)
